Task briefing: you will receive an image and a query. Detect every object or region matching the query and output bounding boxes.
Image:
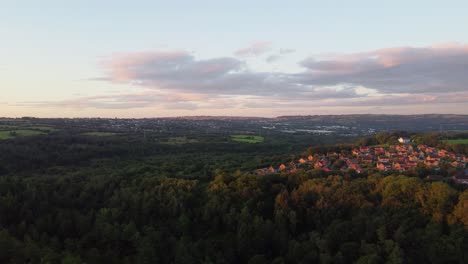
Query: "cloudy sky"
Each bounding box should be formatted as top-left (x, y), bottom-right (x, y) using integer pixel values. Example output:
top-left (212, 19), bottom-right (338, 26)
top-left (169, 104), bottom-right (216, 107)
top-left (2, 0), bottom-right (468, 117)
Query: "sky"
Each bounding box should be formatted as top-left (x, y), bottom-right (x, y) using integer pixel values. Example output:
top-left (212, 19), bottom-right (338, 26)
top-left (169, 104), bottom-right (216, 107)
top-left (1, 0), bottom-right (468, 117)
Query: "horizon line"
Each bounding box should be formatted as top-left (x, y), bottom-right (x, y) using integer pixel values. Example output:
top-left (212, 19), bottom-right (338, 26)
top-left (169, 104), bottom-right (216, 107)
top-left (2, 113), bottom-right (468, 120)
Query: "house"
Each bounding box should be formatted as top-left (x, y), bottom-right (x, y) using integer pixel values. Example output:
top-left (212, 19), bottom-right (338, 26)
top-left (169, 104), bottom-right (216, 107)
top-left (438, 149), bottom-right (449, 157)
top-left (426, 147), bottom-right (437, 154)
top-left (359, 146), bottom-right (370, 153)
top-left (396, 156), bottom-right (407, 163)
top-left (393, 162), bottom-right (407, 172)
top-left (454, 154), bottom-right (466, 163)
top-left (446, 152), bottom-right (457, 159)
top-left (378, 156), bottom-right (390, 163)
top-left (407, 145), bottom-right (414, 152)
top-left (424, 159), bottom-right (440, 167)
top-left (408, 154), bottom-right (419, 162)
top-left (418, 145), bottom-right (427, 151)
top-left (426, 154), bottom-right (440, 162)
top-left (398, 137), bottom-right (411, 144)
top-left (253, 143), bottom-right (467, 179)
top-left (450, 161), bottom-right (462, 168)
top-left (268, 166), bottom-right (276, 173)
top-left (279, 164), bottom-right (287, 171)
top-left (374, 147), bottom-right (385, 156)
top-left (314, 159), bottom-right (329, 169)
top-left (347, 159), bottom-right (362, 173)
top-left (360, 155), bottom-right (374, 163)
top-left (395, 145), bottom-right (407, 152)
top-left (377, 162), bottom-right (391, 171)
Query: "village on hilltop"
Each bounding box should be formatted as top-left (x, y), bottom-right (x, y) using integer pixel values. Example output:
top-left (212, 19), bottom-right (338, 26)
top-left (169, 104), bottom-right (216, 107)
top-left (255, 137), bottom-right (468, 184)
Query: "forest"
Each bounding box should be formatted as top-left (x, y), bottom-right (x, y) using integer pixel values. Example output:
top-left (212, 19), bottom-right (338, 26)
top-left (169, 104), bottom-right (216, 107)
top-left (0, 119), bottom-right (466, 263)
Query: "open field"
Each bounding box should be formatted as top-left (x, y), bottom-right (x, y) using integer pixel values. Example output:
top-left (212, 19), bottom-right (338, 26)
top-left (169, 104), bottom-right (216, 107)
top-left (445, 139), bottom-right (468, 144)
top-left (0, 125), bottom-right (57, 132)
top-left (82, 132), bottom-right (118, 137)
top-left (231, 134), bottom-right (264, 143)
top-left (0, 131), bottom-right (14, 140)
top-left (162, 137), bottom-right (199, 144)
top-left (0, 130), bottom-right (45, 140)
top-left (26, 126), bottom-right (58, 132)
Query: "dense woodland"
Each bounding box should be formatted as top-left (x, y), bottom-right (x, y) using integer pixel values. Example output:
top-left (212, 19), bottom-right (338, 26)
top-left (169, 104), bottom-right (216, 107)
top-left (0, 169), bottom-right (466, 263)
top-left (0, 120), bottom-right (467, 263)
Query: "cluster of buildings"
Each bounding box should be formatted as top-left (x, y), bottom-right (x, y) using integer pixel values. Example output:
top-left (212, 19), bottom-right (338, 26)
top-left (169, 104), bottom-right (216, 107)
top-left (254, 142), bottom-right (468, 184)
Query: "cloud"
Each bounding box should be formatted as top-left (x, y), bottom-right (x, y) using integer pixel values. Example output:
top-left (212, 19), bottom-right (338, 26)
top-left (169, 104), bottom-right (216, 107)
top-left (279, 48), bottom-right (295, 54)
top-left (266, 55), bottom-right (281, 63)
top-left (20, 91), bottom-right (213, 110)
top-left (265, 48), bottom-right (296, 63)
top-left (101, 50), bottom-right (317, 97)
top-left (28, 43), bottom-right (468, 114)
top-left (239, 91), bottom-right (468, 110)
top-left (234, 41), bottom-right (271, 57)
top-left (163, 102), bottom-right (198, 110)
top-left (102, 44), bottom-right (468, 100)
top-left (104, 51), bottom-right (243, 82)
top-left (298, 43), bottom-right (468, 94)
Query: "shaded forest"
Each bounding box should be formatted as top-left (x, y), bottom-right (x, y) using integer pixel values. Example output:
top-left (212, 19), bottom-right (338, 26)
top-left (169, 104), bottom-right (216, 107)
top-left (0, 171), bottom-right (466, 263)
top-left (0, 122), bottom-right (466, 263)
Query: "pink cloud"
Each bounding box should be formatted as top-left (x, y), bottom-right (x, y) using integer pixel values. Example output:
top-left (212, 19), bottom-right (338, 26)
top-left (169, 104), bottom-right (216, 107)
top-left (299, 43), bottom-right (468, 94)
top-left (303, 43), bottom-right (468, 74)
top-left (34, 42), bottom-right (467, 114)
top-left (234, 41), bottom-right (271, 57)
top-left (101, 51), bottom-right (192, 82)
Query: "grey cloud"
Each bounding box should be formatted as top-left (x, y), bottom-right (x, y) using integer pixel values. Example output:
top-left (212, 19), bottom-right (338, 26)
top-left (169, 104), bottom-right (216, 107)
top-left (266, 55), bottom-right (281, 63)
top-left (163, 102), bottom-right (198, 110)
top-left (20, 92), bottom-right (208, 110)
top-left (106, 51), bottom-right (299, 97)
top-left (241, 91), bottom-right (468, 109)
top-left (265, 48), bottom-right (296, 63)
top-left (30, 44), bottom-right (468, 111)
top-left (279, 48), bottom-right (295, 54)
top-left (298, 44), bottom-right (468, 94)
top-left (103, 50), bottom-right (367, 100)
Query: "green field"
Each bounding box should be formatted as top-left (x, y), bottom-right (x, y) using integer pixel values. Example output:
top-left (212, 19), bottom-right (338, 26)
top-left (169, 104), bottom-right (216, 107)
top-left (26, 126), bottom-right (58, 132)
top-left (445, 139), bottom-right (468, 144)
top-left (231, 134), bottom-right (264, 143)
top-left (82, 132), bottom-right (118, 137)
top-left (0, 130), bottom-right (45, 140)
top-left (162, 137), bottom-right (199, 144)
